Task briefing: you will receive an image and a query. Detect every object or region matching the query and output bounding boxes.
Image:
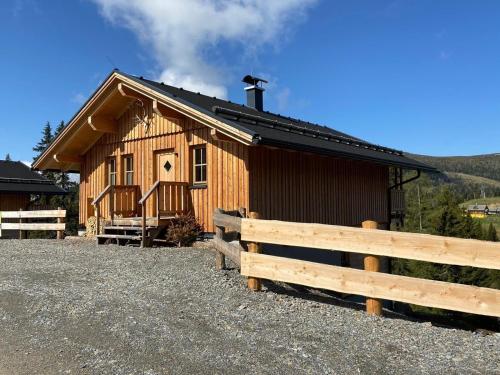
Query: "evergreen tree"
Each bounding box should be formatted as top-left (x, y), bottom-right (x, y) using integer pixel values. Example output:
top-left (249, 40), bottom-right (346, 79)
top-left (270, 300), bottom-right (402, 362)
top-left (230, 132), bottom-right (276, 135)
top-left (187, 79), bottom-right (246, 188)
top-left (4, 153), bottom-right (11, 161)
top-left (33, 122), bottom-right (55, 181)
top-left (53, 121), bottom-right (70, 190)
top-left (55, 120), bottom-right (65, 136)
top-left (485, 223), bottom-right (498, 242)
top-left (33, 122), bottom-right (53, 161)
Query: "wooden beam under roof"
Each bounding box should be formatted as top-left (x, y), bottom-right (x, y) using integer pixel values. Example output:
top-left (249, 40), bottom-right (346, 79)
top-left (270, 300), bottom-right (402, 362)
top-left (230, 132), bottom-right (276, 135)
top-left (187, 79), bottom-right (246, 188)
top-left (152, 99), bottom-right (183, 118)
top-left (53, 154), bottom-right (83, 164)
top-left (88, 115), bottom-right (118, 134)
top-left (210, 129), bottom-right (236, 143)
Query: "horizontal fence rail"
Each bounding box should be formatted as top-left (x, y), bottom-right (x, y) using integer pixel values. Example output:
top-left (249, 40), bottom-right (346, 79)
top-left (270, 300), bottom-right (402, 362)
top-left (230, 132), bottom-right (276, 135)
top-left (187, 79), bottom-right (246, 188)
top-left (240, 253), bottom-right (500, 317)
top-left (0, 209), bottom-right (66, 219)
top-left (213, 209), bottom-right (500, 318)
top-left (0, 208), bottom-right (66, 239)
top-left (240, 219), bottom-right (500, 270)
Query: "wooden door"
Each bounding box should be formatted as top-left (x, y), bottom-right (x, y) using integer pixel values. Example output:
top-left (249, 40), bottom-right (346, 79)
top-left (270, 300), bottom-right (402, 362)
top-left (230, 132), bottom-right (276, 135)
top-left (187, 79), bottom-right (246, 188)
top-left (156, 151), bottom-right (176, 182)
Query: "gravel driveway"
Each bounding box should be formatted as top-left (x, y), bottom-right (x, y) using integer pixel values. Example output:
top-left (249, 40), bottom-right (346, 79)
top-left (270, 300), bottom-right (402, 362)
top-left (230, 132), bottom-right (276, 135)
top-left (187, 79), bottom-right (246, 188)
top-left (0, 239), bottom-right (498, 375)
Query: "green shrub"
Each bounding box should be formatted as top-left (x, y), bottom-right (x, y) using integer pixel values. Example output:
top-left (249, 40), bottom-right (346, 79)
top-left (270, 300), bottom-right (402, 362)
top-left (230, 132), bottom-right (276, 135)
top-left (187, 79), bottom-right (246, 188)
top-left (166, 214), bottom-right (203, 247)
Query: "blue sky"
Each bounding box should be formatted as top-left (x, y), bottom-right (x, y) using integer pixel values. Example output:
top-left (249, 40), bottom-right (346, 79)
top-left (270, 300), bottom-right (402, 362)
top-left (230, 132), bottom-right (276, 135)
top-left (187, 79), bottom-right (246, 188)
top-left (1, 0), bottom-right (499, 163)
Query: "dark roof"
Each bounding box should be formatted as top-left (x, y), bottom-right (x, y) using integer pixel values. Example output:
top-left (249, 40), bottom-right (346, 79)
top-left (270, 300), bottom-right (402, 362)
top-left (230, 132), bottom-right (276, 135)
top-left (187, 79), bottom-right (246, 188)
top-left (120, 72), bottom-right (435, 172)
top-left (0, 160), bottom-right (65, 194)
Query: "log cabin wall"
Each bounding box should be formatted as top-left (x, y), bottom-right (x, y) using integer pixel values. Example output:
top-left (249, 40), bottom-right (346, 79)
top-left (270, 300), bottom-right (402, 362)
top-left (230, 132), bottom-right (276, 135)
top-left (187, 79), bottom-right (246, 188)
top-left (0, 193), bottom-right (30, 211)
top-left (79, 102), bottom-right (249, 232)
top-left (248, 147), bottom-right (389, 227)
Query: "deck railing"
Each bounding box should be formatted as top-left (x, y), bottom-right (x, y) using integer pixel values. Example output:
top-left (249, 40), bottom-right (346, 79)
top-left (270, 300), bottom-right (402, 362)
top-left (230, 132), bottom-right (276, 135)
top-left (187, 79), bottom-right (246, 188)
top-left (92, 185), bottom-right (141, 233)
top-left (139, 181), bottom-right (189, 247)
top-left (212, 209), bottom-right (500, 318)
top-left (390, 189), bottom-right (405, 213)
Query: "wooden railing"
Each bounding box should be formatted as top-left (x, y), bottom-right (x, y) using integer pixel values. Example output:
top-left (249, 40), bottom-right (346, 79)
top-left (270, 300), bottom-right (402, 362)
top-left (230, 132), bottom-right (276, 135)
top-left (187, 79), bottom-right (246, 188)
top-left (212, 209), bottom-right (500, 318)
top-left (92, 185), bottom-right (140, 234)
top-left (0, 208), bottom-right (66, 239)
top-left (391, 189), bottom-right (405, 213)
top-left (139, 181), bottom-right (189, 247)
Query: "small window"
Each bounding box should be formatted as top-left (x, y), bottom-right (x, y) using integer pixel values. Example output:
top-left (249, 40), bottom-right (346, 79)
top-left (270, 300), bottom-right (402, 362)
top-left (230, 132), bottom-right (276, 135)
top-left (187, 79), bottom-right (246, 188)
top-left (108, 158), bottom-right (117, 186)
top-left (123, 155), bottom-right (134, 185)
top-left (192, 146), bottom-right (207, 185)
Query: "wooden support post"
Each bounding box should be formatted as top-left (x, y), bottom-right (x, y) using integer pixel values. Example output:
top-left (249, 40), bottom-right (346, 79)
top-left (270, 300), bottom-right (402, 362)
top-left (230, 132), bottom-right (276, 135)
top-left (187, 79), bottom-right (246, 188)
top-left (110, 186), bottom-right (115, 226)
top-left (141, 204), bottom-right (146, 248)
top-left (362, 220), bottom-right (382, 316)
top-left (215, 225), bottom-right (226, 270)
top-left (247, 211), bottom-right (262, 291)
top-left (56, 207), bottom-right (64, 240)
top-left (95, 204), bottom-right (100, 236)
top-left (19, 208), bottom-right (25, 239)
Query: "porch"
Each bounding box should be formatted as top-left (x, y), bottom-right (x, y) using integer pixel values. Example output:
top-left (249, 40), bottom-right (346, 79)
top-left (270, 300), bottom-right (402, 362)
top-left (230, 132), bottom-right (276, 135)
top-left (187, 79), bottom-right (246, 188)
top-left (91, 181), bottom-right (190, 246)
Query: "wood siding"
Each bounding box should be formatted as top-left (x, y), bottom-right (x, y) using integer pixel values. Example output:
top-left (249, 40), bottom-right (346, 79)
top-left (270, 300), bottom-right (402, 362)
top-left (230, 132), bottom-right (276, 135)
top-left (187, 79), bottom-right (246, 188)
top-left (0, 193), bottom-right (30, 211)
top-left (79, 102), bottom-right (249, 232)
top-left (249, 147), bottom-right (389, 227)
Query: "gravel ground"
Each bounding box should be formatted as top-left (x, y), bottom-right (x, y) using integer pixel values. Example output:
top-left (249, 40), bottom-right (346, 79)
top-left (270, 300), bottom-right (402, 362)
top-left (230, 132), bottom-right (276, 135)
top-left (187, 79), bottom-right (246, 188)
top-left (0, 239), bottom-right (498, 375)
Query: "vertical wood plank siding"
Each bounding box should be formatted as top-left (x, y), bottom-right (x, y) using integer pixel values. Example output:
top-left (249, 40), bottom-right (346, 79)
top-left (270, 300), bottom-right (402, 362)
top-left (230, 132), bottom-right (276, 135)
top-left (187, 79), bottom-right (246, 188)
top-left (249, 147), bottom-right (389, 227)
top-left (0, 193), bottom-right (30, 211)
top-left (79, 103), bottom-right (249, 232)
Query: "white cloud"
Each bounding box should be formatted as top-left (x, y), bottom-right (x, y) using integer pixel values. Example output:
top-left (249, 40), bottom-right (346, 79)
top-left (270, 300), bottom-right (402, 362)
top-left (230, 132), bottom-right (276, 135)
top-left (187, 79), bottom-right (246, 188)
top-left (91, 0), bottom-right (317, 98)
top-left (71, 93), bottom-right (87, 105)
top-left (276, 87), bottom-right (291, 112)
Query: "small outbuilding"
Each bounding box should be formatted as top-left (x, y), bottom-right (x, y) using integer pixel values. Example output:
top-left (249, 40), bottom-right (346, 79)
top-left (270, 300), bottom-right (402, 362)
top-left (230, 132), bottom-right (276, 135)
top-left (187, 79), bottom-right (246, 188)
top-left (0, 160), bottom-right (65, 211)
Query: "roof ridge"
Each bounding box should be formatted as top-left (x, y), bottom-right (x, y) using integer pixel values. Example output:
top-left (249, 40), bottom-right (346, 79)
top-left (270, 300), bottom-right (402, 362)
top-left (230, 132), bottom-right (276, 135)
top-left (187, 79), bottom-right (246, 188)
top-left (133, 74), bottom-right (343, 134)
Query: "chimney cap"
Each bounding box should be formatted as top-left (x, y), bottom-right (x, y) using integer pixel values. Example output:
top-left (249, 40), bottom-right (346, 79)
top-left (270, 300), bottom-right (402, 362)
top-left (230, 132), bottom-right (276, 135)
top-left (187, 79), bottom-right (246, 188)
top-left (242, 74), bottom-right (268, 87)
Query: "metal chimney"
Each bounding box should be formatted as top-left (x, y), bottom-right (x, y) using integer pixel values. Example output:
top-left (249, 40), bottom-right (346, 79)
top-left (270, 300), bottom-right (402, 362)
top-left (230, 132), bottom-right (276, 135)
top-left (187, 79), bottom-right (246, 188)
top-left (242, 75), bottom-right (268, 111)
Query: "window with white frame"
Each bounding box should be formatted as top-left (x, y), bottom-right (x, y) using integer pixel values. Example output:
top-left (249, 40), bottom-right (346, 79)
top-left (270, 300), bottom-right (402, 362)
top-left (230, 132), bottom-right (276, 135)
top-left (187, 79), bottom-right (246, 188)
top-left (108, 158), bottom-right (117, 186)
top-left (123, 155), bottom-right (133, 185)
top-left (192, 146), bottom-right (207, 185)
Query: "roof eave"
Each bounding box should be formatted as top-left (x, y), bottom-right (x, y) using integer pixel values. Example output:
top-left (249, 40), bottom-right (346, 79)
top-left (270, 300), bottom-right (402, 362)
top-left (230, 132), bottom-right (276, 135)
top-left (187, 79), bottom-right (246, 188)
top-left (254, 137), bottom-right (438, 172)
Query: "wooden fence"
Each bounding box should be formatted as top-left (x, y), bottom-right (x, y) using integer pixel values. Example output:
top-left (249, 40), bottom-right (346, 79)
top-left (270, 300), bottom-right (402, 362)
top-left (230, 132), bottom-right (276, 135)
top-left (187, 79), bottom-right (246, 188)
top-left (0, 208), bottom-right (66, 239)
top-left (212, 209), bottom-right (500, 318)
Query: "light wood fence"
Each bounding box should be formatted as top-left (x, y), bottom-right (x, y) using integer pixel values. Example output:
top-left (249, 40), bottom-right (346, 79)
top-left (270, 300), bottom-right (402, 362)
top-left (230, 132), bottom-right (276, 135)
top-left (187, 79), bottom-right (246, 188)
top-left (212, 209), bottom-right (500, 318)
top-left (0, 208), bottom-right (66, 239)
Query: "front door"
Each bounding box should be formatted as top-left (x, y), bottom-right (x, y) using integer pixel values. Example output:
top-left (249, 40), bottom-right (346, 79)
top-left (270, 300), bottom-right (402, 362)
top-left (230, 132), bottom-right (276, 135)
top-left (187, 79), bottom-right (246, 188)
top-left (156, 151), bottom-right (175, 182)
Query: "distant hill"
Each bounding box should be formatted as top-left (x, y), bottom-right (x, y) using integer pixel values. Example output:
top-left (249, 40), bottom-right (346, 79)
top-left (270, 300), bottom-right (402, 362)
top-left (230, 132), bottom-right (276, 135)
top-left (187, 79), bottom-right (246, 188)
top-left (409, 153), bottom-right (500, 182)
top-left (460, 196), bottom-right (500, 207)
top-left (406, 153), bottom-right (500, 199)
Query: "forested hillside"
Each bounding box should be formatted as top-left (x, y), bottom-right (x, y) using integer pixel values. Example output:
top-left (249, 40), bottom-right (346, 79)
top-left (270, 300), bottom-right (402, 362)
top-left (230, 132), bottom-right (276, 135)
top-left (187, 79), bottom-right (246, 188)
top-left (409, 153), bottom-right (500, 182)
top-left (406, 153), bottom-right (500, 199)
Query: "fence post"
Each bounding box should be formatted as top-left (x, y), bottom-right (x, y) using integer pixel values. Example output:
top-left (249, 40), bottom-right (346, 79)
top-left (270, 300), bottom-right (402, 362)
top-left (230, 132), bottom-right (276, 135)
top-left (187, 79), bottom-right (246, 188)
top-left (215, 225), bottom-right (226, 270)
top-left (19, 208), bottom-right (26, 240)
top-left (247, 211), bottom-right (262, 291)
top-left (57, 207), bottom-right (64, 240)
top-left (362, 220), bottom-right (382, 316)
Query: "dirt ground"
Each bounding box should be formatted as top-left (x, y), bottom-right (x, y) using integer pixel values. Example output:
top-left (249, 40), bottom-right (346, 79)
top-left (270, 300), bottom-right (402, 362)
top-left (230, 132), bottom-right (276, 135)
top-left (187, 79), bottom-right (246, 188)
top-left (0, 239), bottom-right (498, 375)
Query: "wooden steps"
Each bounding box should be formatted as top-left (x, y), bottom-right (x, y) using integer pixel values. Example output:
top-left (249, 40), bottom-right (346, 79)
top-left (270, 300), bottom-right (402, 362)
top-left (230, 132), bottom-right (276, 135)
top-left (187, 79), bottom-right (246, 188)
top-left (97, 217), bottom-right (173, 246)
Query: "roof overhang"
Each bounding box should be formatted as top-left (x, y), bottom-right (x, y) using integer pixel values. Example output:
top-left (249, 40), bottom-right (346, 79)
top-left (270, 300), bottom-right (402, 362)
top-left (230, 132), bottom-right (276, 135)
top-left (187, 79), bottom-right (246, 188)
top-left (33, 71), bottom-right (255, 172)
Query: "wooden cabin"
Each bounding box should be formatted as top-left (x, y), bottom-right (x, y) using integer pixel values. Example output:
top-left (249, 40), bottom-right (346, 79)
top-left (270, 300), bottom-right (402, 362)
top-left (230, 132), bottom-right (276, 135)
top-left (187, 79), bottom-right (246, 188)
top-left (33, 70), bottom-right (434, 244)
top-left (0, 160), bottom-right (65, 237)
top-left (467, 204), bottom-right (489, 218)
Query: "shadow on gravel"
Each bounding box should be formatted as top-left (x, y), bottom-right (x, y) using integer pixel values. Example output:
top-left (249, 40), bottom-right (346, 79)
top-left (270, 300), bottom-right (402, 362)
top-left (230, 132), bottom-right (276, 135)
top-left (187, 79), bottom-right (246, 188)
top-left (262, 279), bottom-right (500, 333)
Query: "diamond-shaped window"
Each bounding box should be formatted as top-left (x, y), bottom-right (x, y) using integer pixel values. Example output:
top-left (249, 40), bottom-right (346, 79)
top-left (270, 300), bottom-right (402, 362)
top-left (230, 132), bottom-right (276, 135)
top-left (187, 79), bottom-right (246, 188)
top-left (164, 161), bottom-right (172, 172)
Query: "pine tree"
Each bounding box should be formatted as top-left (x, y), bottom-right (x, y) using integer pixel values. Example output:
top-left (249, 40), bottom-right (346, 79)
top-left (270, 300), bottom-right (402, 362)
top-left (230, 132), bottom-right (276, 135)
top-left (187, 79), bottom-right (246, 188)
top-left (55, 120), bottom-right (65, 136)
top-left (53, 121), bottom-right (70, 189)
top-left (33, 122), bottom-right (55, 181)
top-left (4, 153), bottom-right (11, 161)
top-left (485, 223), bottom-right (498, 242)
top-left (33, 122), bottom-right (53, 160)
